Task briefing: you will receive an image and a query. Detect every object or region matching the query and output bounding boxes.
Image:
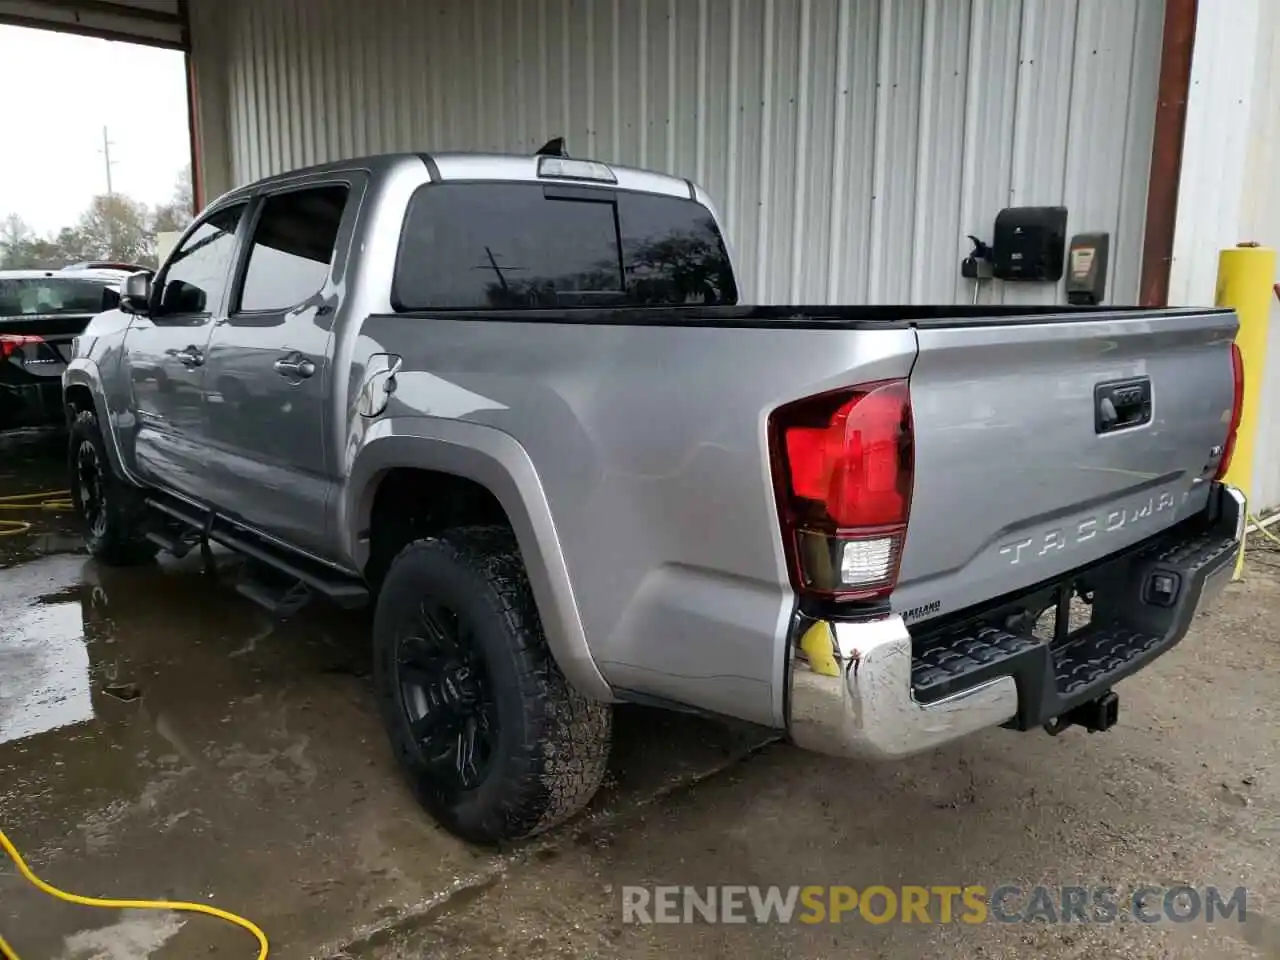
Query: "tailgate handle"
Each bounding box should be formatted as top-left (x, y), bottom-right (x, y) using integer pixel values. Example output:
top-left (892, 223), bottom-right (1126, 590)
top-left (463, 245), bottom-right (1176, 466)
top-left (1095, 377), bottom-right (1152, 434)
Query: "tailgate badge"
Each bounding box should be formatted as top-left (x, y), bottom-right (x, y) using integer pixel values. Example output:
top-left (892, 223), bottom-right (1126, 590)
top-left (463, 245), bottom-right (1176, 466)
top-left (999, 490), bottom-right (1179, 566)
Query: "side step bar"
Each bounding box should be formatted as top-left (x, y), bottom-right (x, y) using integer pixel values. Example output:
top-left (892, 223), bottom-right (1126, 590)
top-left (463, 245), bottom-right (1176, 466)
top-left (145, 527), bottom-right (194, 559)
top-left (235, 576), bottom-right (314, 620)
top-left (144, 496), bottom-right (369, 611)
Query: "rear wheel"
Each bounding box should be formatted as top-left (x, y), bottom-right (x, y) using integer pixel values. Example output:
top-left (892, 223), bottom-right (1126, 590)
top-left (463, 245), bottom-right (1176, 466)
top-left (372, 526), bottom-right (612, 844)
top-left (68, 408), bottom-right (157, 566)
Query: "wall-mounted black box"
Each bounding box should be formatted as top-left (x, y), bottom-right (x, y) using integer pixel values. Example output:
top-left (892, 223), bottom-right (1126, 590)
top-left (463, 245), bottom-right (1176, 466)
top-left (991, 206), bottom-right (1068, 282)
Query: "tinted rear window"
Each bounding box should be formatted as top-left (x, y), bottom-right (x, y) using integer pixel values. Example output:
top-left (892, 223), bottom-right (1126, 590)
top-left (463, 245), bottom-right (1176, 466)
top-left (392, 183), bottom-right (736, 311)
top-left (0, 277), bottom-right (118, 317)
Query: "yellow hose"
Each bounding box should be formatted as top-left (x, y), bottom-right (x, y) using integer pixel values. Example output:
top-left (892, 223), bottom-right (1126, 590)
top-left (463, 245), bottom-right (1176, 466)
top-left (0, 826), bottom-right (268, 959)
top-left (0, 490), bottom-right (74, 538)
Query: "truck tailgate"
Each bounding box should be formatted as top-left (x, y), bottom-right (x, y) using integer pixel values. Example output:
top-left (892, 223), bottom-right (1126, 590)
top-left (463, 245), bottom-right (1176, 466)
top-left (892, 308), bottom-right (1238, 624)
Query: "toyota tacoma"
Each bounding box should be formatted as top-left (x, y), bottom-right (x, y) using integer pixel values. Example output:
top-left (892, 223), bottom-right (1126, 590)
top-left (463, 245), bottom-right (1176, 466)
top-left (62, 146), bottom-right (1246, 843)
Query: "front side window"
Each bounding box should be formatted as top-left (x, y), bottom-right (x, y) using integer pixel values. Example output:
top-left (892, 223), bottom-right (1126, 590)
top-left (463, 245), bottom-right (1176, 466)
top-left (157, 204), bottom-right (245, 316)
top-left (392, 183), bottom-right (736, 311)
top-left (238, 185), bottom-right (349, 313)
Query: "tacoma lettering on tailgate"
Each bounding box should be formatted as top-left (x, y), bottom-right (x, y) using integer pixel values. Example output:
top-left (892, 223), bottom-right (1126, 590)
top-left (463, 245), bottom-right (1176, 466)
top-left (998, 490), bottom-right (1181, 567)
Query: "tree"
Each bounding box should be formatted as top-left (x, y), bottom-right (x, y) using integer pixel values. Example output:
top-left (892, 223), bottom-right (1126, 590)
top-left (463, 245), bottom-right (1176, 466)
top-left (1, 163), bottom-right (192, 270)
top-left (0, 214), bottom-right (38, 268)
top-left (151, 164), bottom-right (194, 234)
top-left (51, 226), bottom-right (94, 265)
top-left (75, 194), bottom-right (154, 265)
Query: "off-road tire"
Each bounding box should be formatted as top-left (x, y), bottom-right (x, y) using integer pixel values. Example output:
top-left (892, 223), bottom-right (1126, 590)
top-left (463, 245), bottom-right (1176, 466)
top-left (373, 525), bottom-right (612, 844)
top-left (68, 408), bottom-right (157, 566)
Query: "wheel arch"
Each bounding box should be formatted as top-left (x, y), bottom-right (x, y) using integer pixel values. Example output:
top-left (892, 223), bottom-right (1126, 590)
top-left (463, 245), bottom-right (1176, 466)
top-left (63, 361), bottom-right (131, 481)
top-left (344, 417), bottom-right (613, 702)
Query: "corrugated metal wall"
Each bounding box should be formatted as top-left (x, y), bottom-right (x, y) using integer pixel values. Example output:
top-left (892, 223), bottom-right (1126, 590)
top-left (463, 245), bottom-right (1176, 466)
top-left (1169, 0), bottom-right (1280, 512)
top-left (1244, 0), bottom-right (1280, 513)
top-left (189, 0), bottom-right (1165, 305)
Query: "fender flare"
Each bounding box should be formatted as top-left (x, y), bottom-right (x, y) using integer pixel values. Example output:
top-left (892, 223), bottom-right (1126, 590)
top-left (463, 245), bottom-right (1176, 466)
top-left (62, 360), bottom-right (135, 482)
top-left (342, 416), bottom-right (614, 703)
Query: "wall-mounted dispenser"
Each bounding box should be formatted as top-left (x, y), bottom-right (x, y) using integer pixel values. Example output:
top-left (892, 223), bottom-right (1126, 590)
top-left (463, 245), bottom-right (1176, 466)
top-left (991, 206), bottom-right (1068, 282)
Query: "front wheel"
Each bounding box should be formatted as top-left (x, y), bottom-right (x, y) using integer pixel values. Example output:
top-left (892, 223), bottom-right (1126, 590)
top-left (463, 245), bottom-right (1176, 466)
top-left (372, 526), bottom-right (612, 844)
top-left (67, 408), bottom-right (157, 566)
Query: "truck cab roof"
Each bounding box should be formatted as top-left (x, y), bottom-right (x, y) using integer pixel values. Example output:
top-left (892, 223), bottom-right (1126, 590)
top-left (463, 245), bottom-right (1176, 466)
top-left (211, 150), bottom-right (704, 208)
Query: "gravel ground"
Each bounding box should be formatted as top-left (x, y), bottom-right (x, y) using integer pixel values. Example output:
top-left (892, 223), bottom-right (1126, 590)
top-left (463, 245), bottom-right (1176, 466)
top-left (0, 439), bottom-right (1275, 959)
top-left (358, 539), bottom-right (1280, 960)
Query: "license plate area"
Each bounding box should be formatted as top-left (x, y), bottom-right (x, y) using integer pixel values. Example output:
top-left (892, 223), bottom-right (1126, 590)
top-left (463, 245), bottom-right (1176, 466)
top-left (909, 502), bottom-right (1237, 728)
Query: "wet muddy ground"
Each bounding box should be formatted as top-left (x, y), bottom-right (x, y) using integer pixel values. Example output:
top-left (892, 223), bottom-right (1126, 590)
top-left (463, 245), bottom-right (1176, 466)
top-left (1, 433), bottom-right (1277, 959)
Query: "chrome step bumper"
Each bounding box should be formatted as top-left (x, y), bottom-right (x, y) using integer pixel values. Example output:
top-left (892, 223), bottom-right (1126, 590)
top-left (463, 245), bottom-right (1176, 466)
top-left (787, 484), bottom-right (1244, 760)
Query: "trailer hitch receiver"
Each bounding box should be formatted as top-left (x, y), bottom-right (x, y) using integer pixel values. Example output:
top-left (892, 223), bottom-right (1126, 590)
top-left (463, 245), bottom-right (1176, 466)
top-left (1044, 690), bottom-right (1119, 736)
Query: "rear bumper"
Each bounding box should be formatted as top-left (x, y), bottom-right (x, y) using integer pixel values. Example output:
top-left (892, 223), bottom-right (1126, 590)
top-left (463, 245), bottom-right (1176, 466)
top-left (0, 381), bottom-right (64, 430)
top-left (788, 483), bottom-right (1245, 760)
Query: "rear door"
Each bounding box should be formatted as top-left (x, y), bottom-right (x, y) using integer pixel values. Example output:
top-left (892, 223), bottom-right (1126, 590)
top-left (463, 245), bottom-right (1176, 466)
top-left (891, 308), bottom-right (1239, 624)
top-left (201, 178), bottom-right (358, 556)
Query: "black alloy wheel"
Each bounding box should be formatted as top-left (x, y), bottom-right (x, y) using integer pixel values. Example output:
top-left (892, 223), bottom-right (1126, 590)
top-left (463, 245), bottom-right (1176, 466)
top-left (66, 407), bottom-right (157, 566)
top-left (75, 437), bottom-right (108, 540)
top-left (372, 527), bottom-right (612, 844)
top-left (395, 599), bottom-right (496, 792)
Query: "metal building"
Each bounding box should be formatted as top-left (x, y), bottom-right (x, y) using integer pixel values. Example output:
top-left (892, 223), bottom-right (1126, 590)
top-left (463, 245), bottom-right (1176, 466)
top-left (182, 0), bottom-right (1168, 306)
top-left (0, 0), bottom-right (1176, 306)
top-left (28, 1), bottom-right (1280, 499)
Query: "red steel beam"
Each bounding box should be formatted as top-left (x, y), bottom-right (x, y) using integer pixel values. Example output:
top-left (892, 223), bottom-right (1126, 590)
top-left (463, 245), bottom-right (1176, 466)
top-left (1138, 0), bottom-right (1199, 307)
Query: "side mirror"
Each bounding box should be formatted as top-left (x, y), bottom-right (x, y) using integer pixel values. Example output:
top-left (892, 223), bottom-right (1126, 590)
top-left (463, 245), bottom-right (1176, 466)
top-left (119, 271), bottom-right (153, 315)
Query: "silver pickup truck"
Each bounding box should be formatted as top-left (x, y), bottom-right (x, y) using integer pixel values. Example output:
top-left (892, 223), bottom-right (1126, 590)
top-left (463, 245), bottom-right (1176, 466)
top-left (63, 147), bottom-right (1246, 844)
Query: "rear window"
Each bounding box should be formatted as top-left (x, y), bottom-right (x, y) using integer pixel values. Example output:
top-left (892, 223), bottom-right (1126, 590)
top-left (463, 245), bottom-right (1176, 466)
top-left (392, 183), bottom-right (736, 311)
top-left (0, 277), bottom-right (118, 317)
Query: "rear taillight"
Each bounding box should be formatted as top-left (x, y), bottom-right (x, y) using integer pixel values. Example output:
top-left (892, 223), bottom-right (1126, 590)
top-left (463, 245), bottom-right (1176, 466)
top-left (0, 334), bottom-right (43, 360)
top-left (768, 379), bottom-right (914, 601)
top-left (1215, 341), bottom-right (1245, 481)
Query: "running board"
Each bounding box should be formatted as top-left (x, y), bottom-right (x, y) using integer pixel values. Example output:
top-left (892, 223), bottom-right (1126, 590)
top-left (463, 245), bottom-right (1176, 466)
top-left (144, 496), bottom-right (369, 610)
top-left (235, 574), bottom-right (314, 619)
top-left (144, 527), bottom-right (193, 559)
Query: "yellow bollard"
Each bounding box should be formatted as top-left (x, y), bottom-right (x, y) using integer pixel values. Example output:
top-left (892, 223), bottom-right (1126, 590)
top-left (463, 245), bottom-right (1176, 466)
top-left (1214, 242), bottom-right (1275, 578)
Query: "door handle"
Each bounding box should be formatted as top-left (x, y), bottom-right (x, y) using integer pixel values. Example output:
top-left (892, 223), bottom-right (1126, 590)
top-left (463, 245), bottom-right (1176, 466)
top-left (274, 355), bottom-right (316, 379)
top-left (176, 347), bottom-right (204, 368)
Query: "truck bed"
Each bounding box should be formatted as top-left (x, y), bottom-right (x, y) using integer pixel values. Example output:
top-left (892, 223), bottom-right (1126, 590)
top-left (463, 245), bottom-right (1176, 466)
top-left (360, 302), bottom-right (1237, 725)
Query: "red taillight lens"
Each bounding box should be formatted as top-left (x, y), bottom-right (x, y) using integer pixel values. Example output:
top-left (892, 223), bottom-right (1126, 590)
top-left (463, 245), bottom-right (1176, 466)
top-left (1215, 341), bottom-right (1245, 481)
top-left (0, 334), bottom-right (43, 360)
top-left (769, 379), bottom-right (914, 601)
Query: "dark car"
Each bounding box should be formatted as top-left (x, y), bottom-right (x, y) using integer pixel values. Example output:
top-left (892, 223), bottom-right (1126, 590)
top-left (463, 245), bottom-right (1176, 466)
top-left (0, 267), bottom-right (132, 431)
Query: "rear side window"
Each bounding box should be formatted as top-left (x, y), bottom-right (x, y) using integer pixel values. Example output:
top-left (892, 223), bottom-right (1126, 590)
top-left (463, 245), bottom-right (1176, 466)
top-left (392, 183), bottom-right (736, 311)
top-left (238, 185), bottom-right (349, 313)
top-left (617, 193), bottom-right (737, 306)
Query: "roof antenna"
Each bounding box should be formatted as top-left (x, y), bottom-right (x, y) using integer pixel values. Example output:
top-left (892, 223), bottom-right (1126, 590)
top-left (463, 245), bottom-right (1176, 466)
top-left (536, 137), bottom-right (569, 158)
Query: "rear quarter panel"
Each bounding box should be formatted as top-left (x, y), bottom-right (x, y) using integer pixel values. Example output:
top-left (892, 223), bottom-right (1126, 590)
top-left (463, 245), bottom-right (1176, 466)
top-left (348, 314), bottom-right (916, 727)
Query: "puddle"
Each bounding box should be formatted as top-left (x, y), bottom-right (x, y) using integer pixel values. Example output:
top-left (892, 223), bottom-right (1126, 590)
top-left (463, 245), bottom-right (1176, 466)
top-left (0, 593), bottom-right (93, 744)
top-left (0, 435), bottom-right (82, 568)
top-left (0, 452), bottom-right (473, 958)
top-left (0, 444), bottom-right (772, 959)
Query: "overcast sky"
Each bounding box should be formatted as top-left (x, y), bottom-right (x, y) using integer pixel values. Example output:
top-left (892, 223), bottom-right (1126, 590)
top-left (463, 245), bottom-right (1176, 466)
top-left (0, 25), bottom-right (191, 235)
